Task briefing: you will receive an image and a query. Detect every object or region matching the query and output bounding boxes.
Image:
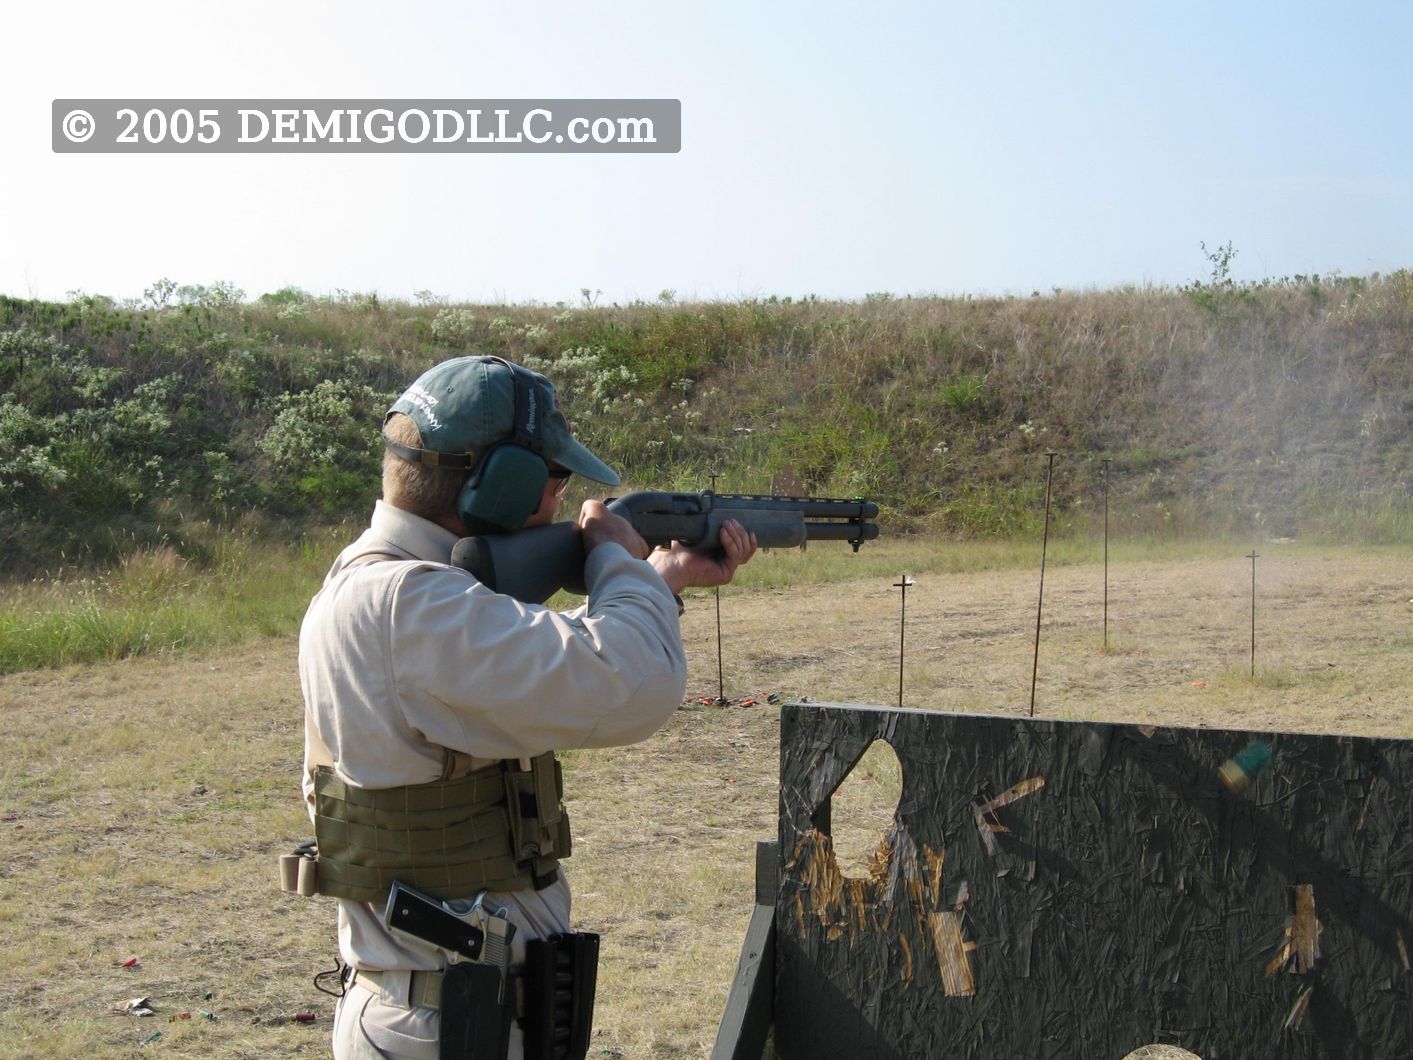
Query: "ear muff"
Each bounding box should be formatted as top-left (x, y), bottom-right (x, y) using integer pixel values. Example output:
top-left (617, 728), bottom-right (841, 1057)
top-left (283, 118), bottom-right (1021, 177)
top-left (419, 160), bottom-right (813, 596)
top-left (454, 358), bottom-right (551, 533)
top-left (455, 443), bottom-right (548, 533)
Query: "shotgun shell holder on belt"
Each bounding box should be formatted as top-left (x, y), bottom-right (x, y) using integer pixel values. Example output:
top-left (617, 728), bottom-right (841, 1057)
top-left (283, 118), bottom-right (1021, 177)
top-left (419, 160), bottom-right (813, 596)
top-left (522, 932), bottom-right (600, 1060)
top-left (279, 752), bottom-right (571, 903)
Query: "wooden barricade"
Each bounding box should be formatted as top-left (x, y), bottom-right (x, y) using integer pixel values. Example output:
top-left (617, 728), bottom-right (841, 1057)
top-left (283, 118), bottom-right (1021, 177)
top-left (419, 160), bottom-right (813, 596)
top-left (714, 703), bottom-right (1413, 1060)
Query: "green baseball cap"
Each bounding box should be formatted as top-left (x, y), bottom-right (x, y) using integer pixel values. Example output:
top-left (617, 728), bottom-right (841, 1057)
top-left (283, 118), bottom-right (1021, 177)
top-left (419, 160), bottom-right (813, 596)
top-left (386, 355), bottom-right (620, 486)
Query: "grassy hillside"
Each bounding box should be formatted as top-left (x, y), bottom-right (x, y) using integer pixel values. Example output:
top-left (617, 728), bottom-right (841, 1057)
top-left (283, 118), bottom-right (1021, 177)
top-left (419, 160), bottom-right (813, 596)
top-left (2, 272), bottom-right (1410, 576)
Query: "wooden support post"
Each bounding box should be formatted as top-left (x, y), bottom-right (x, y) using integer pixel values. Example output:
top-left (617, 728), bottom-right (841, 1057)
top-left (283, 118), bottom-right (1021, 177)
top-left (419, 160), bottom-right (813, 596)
top-left (711, 841), bottom-right (779, 1060)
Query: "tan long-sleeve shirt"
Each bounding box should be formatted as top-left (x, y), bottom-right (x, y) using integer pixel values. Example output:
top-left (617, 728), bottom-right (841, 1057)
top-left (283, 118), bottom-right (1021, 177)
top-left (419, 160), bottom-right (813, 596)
top-left (298, 499), bottom-right (688, 973)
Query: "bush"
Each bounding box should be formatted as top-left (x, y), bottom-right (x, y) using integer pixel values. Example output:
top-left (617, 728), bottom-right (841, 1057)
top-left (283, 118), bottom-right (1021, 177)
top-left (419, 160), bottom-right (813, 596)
top-left (256, 380), bottom-right (390, 514)
top-left (0, 398), bottom-right (68, 496)
top-left (431, 308), bottom-right (477, 344)
top-left (940, 374), bottom-right (986, 413)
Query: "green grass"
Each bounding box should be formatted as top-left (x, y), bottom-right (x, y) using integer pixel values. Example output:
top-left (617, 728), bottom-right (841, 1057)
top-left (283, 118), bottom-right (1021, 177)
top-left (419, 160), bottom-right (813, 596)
top-left (0, 531), bottom-right (1049, 672)
top-left (0, 530), bottom-right (343, 674)
top-left (9, 525), bottom-right (1406, 675)
top-left (1210, 666), bottom-right (1336, 692)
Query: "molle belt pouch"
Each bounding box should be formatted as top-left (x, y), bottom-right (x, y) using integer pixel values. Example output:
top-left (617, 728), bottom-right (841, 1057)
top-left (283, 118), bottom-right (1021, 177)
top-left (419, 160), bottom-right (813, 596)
top-left (521, 932), bottom-right (600, 1060)
top-left (503, 753), bottom-right (572, 886)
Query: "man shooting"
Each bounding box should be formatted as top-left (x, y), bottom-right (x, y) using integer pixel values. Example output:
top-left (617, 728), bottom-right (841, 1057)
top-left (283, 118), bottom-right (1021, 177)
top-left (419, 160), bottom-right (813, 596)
top-left (290, 355), bottom-right (757, 1058)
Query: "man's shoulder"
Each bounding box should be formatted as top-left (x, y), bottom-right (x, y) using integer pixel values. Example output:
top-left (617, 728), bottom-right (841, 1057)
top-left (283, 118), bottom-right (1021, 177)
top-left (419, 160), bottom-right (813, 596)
top-left (301, 553), bottom-right (478, 653)
top-left (334, 552), bottom-right (469, 588)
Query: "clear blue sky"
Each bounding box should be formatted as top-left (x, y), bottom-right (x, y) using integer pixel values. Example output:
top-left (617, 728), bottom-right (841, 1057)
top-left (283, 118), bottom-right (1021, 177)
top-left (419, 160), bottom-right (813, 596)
top-left (3, 1), bottom-right (1409, 304)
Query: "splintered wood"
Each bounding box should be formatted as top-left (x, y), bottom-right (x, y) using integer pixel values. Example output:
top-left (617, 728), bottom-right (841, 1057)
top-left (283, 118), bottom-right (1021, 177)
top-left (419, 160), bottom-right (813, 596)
top-left (788, 825), bottom-right (895, 942)
top-left (924, 843), bottom-right (944, 908)
top-left (973, 775), bottom-right (1046, 856)
top-left (789, 829), bottom-right (844, 937)
top-left (1266, 884), bottom-right (1322, 976)
top-left (979, 775), bottom-right (1047, 814)
top-left (786, 825), bottom-right (976, 995)
top-left (927, 910), bottom-right (979, 997)
top-left (1284, 987), bottom-right (1314, 1031)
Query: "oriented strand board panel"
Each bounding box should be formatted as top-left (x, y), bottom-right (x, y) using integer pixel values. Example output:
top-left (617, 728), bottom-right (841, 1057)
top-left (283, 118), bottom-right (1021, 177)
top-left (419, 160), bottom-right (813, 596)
top-left (774, 704), bottom-right (1413, 1060)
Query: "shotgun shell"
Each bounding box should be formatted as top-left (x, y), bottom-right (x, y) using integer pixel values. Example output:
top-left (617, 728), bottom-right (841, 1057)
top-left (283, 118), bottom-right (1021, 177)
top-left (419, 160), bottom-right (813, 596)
top-left (1219, 740), bottom-right (1274, 793)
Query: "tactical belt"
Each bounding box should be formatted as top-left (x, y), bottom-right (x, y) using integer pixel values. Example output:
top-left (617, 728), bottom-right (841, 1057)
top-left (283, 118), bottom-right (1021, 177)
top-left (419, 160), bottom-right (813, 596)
top-left (281, 752), bottom-right (570, 903)
top-left (355, 967), bottom-right (446, 1009)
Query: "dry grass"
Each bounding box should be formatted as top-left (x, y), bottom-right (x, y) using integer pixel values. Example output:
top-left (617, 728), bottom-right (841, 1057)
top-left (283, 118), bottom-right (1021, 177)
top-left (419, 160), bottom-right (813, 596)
top-left (1, 543), bottom-right (1410, 1057)
top-left (0, 639), bottom-right (327, 1058)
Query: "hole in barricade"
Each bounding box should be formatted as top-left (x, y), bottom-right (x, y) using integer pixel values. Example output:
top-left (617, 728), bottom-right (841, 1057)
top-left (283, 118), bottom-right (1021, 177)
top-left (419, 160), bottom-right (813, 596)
top-left (827, 739), bottom-right (904, 879)
top-left (1121, 1048), bottom-right (1202, 1060)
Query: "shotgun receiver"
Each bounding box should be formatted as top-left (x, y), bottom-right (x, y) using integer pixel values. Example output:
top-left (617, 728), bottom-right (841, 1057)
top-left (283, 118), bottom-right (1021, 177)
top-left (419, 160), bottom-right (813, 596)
top-left (451, 490), bottom-right (880, 604)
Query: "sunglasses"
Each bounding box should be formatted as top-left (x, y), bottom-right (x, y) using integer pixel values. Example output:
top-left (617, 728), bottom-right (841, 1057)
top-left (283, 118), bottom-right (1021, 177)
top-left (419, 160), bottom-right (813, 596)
top-left (547, 465), bottom-right (573, 496)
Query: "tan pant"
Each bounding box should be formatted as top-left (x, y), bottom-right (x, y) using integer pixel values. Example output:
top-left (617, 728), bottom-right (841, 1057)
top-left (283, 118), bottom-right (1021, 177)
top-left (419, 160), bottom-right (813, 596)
top-left (333, 979), bottom-right (439, 1060)
top-left (333, 974), bottom-right (528, 1059)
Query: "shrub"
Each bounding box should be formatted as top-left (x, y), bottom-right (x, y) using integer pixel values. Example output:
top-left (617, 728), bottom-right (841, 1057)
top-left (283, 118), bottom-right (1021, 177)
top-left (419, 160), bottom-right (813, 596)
top-left (0, 398), bottom-right (68, 496)
top-left (431, 308), bottom-right (477, 344)
top-left (256, 380), bottom-right (389, 513)
top-left (940, 374), bottom-right (986, 413)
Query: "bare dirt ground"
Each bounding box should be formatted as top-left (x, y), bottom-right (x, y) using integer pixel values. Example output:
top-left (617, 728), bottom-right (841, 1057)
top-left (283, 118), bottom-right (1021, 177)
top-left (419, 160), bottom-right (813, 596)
top-left (0, 545), bottom-right (1409, 1058)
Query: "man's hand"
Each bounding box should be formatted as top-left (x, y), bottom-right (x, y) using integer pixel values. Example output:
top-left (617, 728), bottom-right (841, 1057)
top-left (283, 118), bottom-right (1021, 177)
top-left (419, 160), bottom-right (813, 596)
top-left (648, 519), bottom-right (758, 596)
top-left (579, 499), bottom-right (650, 560)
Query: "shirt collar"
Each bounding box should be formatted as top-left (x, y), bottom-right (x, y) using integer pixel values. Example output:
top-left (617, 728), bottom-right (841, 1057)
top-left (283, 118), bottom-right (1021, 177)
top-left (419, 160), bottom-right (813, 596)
top-left (367, 499), bottom-right (461, 564)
